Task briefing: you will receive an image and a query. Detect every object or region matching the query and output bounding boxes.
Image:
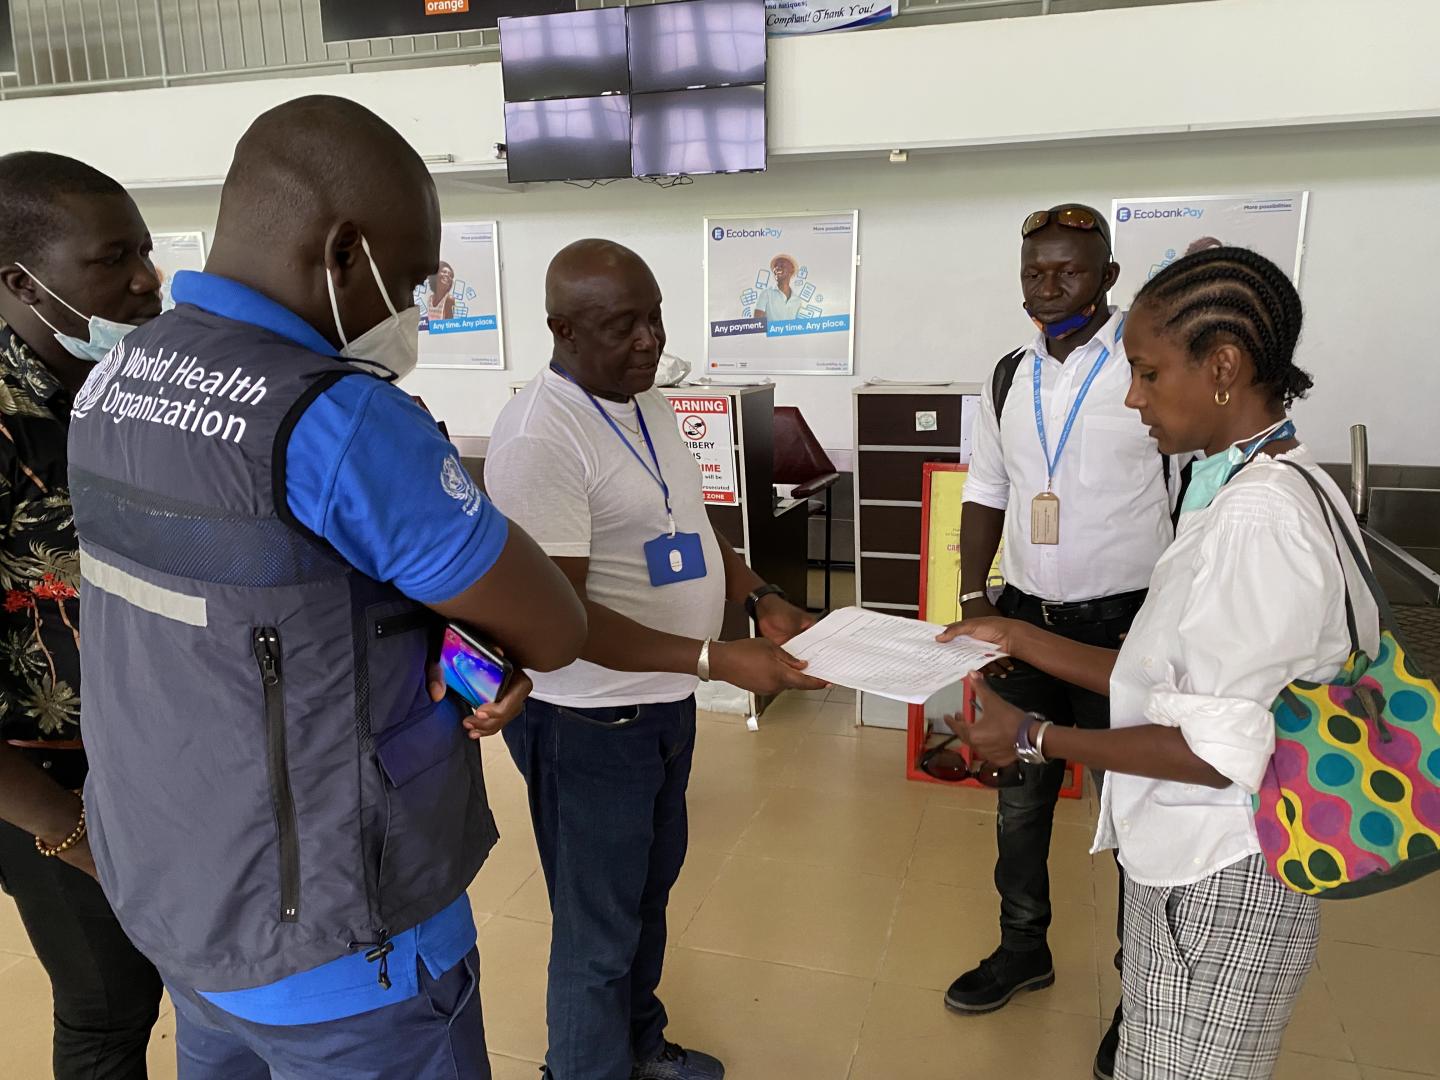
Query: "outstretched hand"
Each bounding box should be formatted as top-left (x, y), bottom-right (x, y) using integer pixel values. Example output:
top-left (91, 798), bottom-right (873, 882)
top-left (942, 673), bottom-right (1027, 766)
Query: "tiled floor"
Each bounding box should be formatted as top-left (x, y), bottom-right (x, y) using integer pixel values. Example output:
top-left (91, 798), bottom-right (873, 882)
top-left (5, 684), bottom-right (1440, 1078)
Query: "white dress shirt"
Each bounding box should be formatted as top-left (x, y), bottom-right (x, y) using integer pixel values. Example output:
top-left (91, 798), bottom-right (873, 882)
top-left (485, 368), bottom-right (725, 708)
top-left (1094, 446), bottom-right (1381, 886)
top-left (963, 309), bottom-right (1174, 603)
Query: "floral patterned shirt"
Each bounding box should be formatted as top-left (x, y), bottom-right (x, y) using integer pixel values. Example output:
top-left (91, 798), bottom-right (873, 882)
top-left (0, 322), bottom-right (82, 744)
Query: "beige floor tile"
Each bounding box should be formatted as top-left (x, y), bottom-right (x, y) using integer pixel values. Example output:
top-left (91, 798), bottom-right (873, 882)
top-left (490, 1054), bottom-right (544, 1080)
top-left (778, 730), bottom-right (929, 809)
top-left (680, 855), bottom-right (901, 978)
top-left (1320, 941), bottom-right (1440, 1074)
top-left (4, 956), bottom-right (61, 1078)
top-left (478, 916), bottom-right (552, 1063)
top-left (657, 948), bottom-right (873, 1080)
top-left (1281, 973), bottom-right (1357, 1062)
top-left (684, 779), bottom-right (773, 855)
top-left (468, 828), bottom-right (543, 918)
top-left (1274, 1054), bottom-right (1363, 1079)
top-left (1320, 874), bottom-right (1440, 955)
top-left (0, 892), bottom-right (35, 958)
top-left (500, 869), bottom-right (552, 924)
top-left (146, 1006), bottom-right (179, 1079)
top-left (905, 802), bottom-right (998, 888)
top-left (691, 718), bottom-right (801, 791)
top-left (733, 785), bottom-right (925, 878)
top-left (807, 699), bottom-right (861, 737)
top-left (1361, 1068), bottom-right (1438, 1079)
top-left (878, 878), bottom-right (1101, 1019)
top-left (849, 981), bottom-right (1103, 1080)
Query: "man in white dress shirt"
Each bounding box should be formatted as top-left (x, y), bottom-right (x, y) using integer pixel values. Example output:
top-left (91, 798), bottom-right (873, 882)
top-left (950, 205), bottom-right (1178, 1080)
top-left (484, 239), bottom-right (825, 1080)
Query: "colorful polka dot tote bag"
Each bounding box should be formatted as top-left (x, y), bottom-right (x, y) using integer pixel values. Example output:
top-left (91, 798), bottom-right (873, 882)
top-left (1254, 462), bottom-right (1440, 899)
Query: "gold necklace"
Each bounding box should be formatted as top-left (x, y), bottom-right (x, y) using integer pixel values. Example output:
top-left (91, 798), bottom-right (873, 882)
top-left (606, 404), bottom-right (642, 436)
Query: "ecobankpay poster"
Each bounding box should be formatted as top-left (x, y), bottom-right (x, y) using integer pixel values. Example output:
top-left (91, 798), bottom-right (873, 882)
top-left (1111, 193), bottom-right (1309, 307)
top-left (414, 221), bottom-right (506, 370)
top-left (704, 212), bottom-right (859, 376)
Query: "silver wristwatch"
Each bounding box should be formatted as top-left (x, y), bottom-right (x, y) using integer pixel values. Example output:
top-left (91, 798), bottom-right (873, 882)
top-left (696, 638), bottom-right (713, 682)
top-left (1015, 713), bottom-right (1052, 766)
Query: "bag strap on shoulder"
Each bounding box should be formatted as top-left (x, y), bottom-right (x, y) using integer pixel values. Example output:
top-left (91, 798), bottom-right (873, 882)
top-left (990, 348), bottom-right (1026, 422)
top-left (1278, 459), bottom-right (1411, 660)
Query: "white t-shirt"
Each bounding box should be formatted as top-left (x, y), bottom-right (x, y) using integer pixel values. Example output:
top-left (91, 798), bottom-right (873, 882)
top-left (754, 287), bottom-right (804, 322)
top-left (485, 367), bottom-right (726, 707)
top-left (1094, 446), bottom-right (1380, 886)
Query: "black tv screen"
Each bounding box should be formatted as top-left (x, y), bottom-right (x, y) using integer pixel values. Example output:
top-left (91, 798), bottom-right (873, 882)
top-left (626, 0), bottom-right (766, 94)
top-left (499, 8), bottom-right (630, 101)
top-left (504, 96), bottom-right (634, 183)
top-left (631, 85), bottom-right (766, 177)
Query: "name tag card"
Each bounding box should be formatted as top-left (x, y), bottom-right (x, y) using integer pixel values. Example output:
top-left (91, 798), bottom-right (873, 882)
top-left (644, 531), bottom-right (708, 587)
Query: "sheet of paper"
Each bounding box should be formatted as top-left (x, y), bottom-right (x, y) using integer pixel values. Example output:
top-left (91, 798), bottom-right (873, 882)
top-left (783, 607), bottom-right (1006, 705)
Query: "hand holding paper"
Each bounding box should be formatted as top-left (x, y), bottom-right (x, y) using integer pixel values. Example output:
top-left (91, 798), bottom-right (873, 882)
top-left (780, 607), bottom-right (1007, 704)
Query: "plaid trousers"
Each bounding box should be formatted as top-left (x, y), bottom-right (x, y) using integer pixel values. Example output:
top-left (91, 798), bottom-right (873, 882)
top-left (1117, 854), bottom-right (1319, 1080)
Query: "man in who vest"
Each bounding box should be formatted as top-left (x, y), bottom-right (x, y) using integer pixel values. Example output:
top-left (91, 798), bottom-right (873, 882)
top-left (67, 96), bottom-right (586, 1077)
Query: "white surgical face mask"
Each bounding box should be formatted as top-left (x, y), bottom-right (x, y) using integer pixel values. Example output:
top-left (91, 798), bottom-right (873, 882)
top-left (16, 262), bottom-right (138, 363)
top-left (325, 236), bottom-right (421, 382)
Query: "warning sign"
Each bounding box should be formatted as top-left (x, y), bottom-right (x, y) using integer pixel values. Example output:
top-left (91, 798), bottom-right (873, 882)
top-left (670, 395), bottom-right (737, 505)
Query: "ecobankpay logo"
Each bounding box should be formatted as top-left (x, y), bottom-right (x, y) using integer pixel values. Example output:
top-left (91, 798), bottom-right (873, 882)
top-left (711, 226), bottom-right (782, 241)
top-left (1116, 205), bottom-right (1205, 224)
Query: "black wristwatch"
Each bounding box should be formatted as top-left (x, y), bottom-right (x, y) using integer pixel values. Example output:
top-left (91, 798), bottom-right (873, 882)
top-left (745, 584), bottom-right (788, 622)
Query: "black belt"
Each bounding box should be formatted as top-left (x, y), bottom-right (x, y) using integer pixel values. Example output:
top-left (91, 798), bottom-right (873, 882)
top-left (1002, 585), bottom-right (1147, 629)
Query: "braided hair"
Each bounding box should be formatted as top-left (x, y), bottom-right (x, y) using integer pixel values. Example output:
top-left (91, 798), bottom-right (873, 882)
top-left (1133, 246), bottom-right (1313, 405)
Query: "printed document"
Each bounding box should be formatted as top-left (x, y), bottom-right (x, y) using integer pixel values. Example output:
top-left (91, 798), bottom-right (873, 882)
top-left (783, 607), bottom-right (1006, 704)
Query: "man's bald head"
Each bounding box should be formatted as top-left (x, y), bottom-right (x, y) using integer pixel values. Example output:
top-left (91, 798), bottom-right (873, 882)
top-left (207, 95), bottom-right (441, 353)
top-left (545, 239), bottom-right (655, 321)
top-left (545, 239), bottom-right (666, 402)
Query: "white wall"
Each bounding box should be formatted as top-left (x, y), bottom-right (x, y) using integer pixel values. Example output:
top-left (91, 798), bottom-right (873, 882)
top-left (136, 122), bottom-right (1440, 466)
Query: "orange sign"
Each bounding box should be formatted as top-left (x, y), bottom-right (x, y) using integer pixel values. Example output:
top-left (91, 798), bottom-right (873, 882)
top-left (426, 0), bottom-right (470, 13)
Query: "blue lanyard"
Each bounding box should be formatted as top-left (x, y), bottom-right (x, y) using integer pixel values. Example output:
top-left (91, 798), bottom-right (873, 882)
top-left (552, 365), bottom-right (675, 533)
top-left (1226, 419), bottom-right (1299, 481)
top-left (1031, 318), bottom-right (1123, 491)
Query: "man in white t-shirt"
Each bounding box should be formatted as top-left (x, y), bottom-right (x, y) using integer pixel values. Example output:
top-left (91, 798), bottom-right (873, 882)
top-left (485, 239), bottom-right (825, 1080)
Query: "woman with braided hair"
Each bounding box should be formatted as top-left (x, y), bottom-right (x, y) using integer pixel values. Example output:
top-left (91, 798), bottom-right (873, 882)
top-left (940, 246), bottom-right (1379, 1079)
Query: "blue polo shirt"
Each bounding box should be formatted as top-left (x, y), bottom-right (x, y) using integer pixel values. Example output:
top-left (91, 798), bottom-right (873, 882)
top-left (169, 271), bottom-right (507, 1024)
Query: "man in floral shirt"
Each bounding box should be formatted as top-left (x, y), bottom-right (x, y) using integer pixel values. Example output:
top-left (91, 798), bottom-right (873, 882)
top-left (0, 152), bottom-right (164, 1079)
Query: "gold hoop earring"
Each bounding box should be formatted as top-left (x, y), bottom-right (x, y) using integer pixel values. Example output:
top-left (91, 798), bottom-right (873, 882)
top-left (1215, 389), bottom-right (1231, 407)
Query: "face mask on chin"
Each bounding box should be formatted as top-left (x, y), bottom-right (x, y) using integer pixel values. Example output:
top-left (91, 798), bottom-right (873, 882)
top-left (1025, 280), bottom-right (1110, 341)
top-left (325, 235), bottom-right (422, 382)
top-left (16, 262), bottom-right (138, 363)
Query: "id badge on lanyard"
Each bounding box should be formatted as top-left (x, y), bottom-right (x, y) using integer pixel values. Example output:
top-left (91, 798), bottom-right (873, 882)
top-left (1030, 321), bottom-right (1121, 545)
top-left (557, 368), bottom-right (708, 587)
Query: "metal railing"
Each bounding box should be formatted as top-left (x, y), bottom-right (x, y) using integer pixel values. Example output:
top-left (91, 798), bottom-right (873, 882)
top-left (0, 0), bottom-right (1206, 99)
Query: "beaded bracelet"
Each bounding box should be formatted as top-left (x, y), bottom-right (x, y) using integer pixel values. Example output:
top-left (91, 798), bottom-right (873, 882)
top-left (35, 801), bottom-right (86, 859)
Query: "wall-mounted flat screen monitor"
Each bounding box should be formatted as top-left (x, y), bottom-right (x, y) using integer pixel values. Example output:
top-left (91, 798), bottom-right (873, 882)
top-left (504, 96), bottom-right (634, 183)
top-left (631, 84), bottom-right (766, 178)
top-left (626, 0), bottom-right (766, 94)
top-left (499, 8), bottom-right (630, 101)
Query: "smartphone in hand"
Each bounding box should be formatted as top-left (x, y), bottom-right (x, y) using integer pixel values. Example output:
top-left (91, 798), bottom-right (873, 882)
top-left (441, 623), bottom-right (514, 709)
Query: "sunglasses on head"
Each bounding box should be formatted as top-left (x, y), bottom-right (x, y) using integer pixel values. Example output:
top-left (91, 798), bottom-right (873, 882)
top-left (918, 734), bottom-right (1024, 789)
top-left (1021, 206), bottom-right (1112, 252)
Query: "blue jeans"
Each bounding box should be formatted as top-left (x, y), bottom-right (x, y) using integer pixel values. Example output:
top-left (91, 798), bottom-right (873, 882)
top-left (169, 950), bottom-right (489, 1080)
top-left (503, 696), bottom-right (696, 1080)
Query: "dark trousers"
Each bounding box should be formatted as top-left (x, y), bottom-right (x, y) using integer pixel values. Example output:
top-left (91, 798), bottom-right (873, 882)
top-left (169, 950), bottom-right (489, 1080)
top-left (990, 587), bottom-right (1137, 955)
top-left (0, 751), bottom-right (163, 1080)
top-left (503, 696), bottom-right (696, 1080)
